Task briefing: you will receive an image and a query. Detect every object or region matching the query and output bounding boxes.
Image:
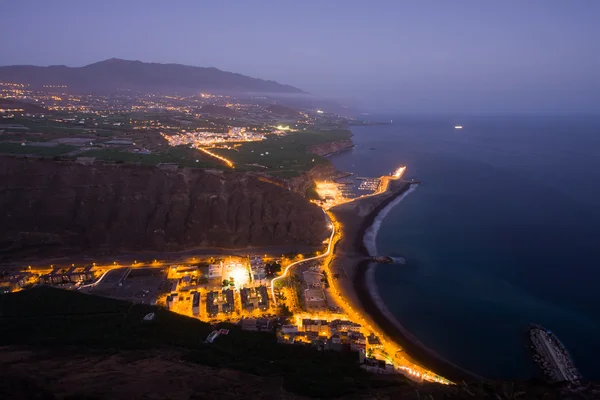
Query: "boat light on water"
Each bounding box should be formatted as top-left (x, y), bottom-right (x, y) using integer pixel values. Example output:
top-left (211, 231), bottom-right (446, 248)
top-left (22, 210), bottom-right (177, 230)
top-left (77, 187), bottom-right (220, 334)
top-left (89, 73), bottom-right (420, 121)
top-left (454, 125), bottom-right (463, 129)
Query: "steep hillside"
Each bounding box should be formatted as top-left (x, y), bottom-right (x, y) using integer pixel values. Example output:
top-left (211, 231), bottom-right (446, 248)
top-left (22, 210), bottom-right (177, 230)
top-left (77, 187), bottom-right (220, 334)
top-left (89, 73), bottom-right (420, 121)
top-left (0, 156), bottom-right (328, 258)
top-left (0, 58), bottom-right (305, 94)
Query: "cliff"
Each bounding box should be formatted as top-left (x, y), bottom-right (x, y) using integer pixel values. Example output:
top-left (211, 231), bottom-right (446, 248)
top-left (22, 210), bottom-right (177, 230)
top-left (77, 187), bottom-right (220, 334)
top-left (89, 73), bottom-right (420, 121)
top-left (286, 137), bottom-right (355, 196)
top-left (287, 163), bottom-right (345, 196)
top-left (0, 156), bottom-right (328, 258)
top-left (307, 138), bottom-right (354, 156)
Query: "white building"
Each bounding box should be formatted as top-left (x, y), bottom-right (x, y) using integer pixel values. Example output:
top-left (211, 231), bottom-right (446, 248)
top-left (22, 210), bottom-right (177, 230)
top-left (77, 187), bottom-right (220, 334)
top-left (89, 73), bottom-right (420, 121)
top-left (208, 263), bottom-right (223, 279)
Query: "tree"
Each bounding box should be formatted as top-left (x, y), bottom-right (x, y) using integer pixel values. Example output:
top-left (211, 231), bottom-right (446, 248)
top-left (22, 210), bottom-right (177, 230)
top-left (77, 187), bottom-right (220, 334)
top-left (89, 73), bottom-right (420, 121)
top-left (279, 304), bottom-right (293, 318)
top-left (266, 262), bottom-right (282, 276)
top-left (222, 279), bottom-right (229, 287)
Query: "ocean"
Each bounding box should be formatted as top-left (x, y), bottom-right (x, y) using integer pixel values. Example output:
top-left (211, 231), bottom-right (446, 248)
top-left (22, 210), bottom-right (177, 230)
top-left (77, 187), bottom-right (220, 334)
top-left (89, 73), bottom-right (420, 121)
top-left (329, 115), bottom-right (600, 380)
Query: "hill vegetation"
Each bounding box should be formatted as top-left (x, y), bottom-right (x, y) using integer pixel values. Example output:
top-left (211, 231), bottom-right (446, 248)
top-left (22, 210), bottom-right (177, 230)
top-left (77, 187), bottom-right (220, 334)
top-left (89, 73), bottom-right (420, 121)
top-left (213, 128), bottom-right (352, 178)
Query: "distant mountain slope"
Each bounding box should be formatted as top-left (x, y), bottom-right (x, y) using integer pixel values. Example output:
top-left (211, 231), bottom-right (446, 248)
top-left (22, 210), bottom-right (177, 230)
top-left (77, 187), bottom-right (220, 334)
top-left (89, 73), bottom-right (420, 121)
top-left (266, 104), bottom-right (302, 117)
top-left (0, 58), bottom-right (305, 94)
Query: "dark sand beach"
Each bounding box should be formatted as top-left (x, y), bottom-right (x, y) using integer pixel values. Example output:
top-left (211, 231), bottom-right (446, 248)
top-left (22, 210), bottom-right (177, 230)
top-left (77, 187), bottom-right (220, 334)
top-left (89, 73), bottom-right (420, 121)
top-left (329, 180), bottom-right (485, 383)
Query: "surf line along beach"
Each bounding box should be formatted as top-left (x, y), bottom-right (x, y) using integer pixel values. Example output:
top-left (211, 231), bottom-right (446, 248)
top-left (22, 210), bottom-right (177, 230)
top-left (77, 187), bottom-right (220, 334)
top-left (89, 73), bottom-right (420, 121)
top-left (327, 178), bottom-right (486, 383)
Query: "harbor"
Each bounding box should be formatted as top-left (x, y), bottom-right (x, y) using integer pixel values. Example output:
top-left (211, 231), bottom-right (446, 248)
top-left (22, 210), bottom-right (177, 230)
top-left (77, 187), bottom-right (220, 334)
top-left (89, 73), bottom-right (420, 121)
top-left (528, 324), bottom-right (581, 384)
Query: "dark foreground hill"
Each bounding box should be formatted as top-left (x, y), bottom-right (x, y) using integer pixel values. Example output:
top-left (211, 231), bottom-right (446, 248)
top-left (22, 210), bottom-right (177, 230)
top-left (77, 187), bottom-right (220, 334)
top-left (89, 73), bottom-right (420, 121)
top-left (0, 287), bottom-right (592, 399)
top-left (0, 58), bottom-right (305, 94)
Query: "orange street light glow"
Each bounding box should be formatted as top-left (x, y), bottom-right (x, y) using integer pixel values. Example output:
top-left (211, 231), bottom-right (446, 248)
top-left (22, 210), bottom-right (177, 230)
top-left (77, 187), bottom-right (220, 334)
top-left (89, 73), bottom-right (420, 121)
top-left (197, 147), bottom-right (235, 168)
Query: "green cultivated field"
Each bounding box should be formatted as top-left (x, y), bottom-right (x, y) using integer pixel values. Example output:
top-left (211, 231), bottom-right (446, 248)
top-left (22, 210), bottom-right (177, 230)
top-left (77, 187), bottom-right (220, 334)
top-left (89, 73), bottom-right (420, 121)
top-left (211, 129), bottom-right (351, 177)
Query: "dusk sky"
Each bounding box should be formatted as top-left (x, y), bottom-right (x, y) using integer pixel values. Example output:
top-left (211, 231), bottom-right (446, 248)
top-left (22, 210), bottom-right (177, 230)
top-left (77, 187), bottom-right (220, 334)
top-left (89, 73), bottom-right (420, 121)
top-left (3, 0), bottom-right (600, 113)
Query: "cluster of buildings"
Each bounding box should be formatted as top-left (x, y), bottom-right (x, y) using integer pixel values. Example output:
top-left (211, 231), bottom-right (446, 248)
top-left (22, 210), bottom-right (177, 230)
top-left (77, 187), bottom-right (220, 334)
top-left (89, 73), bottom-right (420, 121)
top-left (0, 265), bottom-right (97, 294)
top-left (206, 289), bottom-right (235, 317)
top-left (163, 258), bottom-right (272, 319)
top-left (278, 318), bottom-right (377, 353)
top-left (0, 272), bottom-right (34, 293)
top-left (302, 270), bottom-right (327, 311)
top-left (160, 127), bottom-right (266, 148)
top-left (240, 286), bottom-right (269, 312)
top-left (39, 266), bottom-right (95, 285)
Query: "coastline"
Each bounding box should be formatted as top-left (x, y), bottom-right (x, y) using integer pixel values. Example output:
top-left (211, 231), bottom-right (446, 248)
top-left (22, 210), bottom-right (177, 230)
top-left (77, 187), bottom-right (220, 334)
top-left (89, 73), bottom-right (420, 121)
top-left (329, 181), bottom-right (485, 383)
top-left (321, 144), bottom-right (355, 158)
top-left (361, 183), bottom-right (419, 256)
top-left (354, 259), bottom-right (485, 382)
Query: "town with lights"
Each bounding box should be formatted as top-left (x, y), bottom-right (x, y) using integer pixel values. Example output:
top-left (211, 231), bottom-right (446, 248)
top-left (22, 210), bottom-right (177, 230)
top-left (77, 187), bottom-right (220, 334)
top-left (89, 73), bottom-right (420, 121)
top-left (1, 78), bottom-right (455, 394)
top-left (0, 81), bottom-right (352, 176)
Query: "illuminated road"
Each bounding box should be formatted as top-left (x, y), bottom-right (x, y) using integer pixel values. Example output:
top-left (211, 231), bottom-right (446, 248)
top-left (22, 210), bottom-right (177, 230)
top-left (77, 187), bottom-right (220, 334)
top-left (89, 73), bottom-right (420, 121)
top-left (197, 147), bottom-right (235, 168)
top-left (78, 267), bottom-right (128, 290)
top-left (270, 212), bottom-right (335, 306)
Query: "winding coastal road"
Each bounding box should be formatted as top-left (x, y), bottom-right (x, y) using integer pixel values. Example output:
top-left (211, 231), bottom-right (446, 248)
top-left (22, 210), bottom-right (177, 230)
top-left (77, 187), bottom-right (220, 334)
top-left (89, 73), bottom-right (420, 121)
top-left (270, 211), bottom-right (335, 306)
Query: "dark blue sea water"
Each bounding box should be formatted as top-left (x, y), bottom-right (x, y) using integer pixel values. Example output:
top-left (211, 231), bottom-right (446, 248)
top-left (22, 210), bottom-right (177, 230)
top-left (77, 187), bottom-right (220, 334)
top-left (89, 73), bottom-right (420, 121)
top-left (329, 116), bottom-right (600, 380)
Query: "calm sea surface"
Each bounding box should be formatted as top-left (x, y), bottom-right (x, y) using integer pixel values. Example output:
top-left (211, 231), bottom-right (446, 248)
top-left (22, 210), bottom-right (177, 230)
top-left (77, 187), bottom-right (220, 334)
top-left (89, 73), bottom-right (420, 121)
top-left (329, 115), bottom-right (600, 379)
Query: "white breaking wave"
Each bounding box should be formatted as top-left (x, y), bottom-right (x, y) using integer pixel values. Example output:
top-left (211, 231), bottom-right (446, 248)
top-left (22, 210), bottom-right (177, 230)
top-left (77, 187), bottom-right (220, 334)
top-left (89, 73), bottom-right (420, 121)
top-left (363, 183), bottom-right (419, 256)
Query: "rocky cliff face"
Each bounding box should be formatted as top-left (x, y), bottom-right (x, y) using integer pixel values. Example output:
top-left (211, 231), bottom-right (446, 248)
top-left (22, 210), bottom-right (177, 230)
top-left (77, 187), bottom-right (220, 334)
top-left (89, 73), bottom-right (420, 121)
top-left (0, 157), bottom-right (328, 258)
top-left (287, 163), bottom-right (346, 196)
top-left (307, 139), bottom-right (354, 156)
top-left (287, 138), bottom-right (355, 196)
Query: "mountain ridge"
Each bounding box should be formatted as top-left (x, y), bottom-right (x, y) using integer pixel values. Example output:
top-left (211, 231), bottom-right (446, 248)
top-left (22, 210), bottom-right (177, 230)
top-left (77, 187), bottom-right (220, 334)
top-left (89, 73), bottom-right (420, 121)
top-left (0, 58), bottom-right (305, 94)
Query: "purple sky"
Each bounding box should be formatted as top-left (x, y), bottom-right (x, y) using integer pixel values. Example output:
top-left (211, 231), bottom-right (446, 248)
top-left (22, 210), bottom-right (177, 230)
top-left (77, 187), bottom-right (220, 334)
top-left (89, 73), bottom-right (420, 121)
top-left (3, 0), bottom-right (600, 113)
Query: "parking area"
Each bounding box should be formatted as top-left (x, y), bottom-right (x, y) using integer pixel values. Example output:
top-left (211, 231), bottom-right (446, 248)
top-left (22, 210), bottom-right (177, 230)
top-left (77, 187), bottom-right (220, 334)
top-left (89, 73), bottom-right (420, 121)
top-left (85, 267), bottom-right (168, 304)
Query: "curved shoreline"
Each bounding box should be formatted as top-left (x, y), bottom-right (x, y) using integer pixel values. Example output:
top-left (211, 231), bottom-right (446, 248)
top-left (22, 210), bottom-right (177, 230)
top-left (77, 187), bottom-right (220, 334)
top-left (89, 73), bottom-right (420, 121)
top-left (338, 182), bottom-right (486, 383)
top-left (354, 182), bottom-right (415, 257)
top-left (362, 184), bottom-right (419, 256)
top-left (355, 259), bottom-right (485, 382)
